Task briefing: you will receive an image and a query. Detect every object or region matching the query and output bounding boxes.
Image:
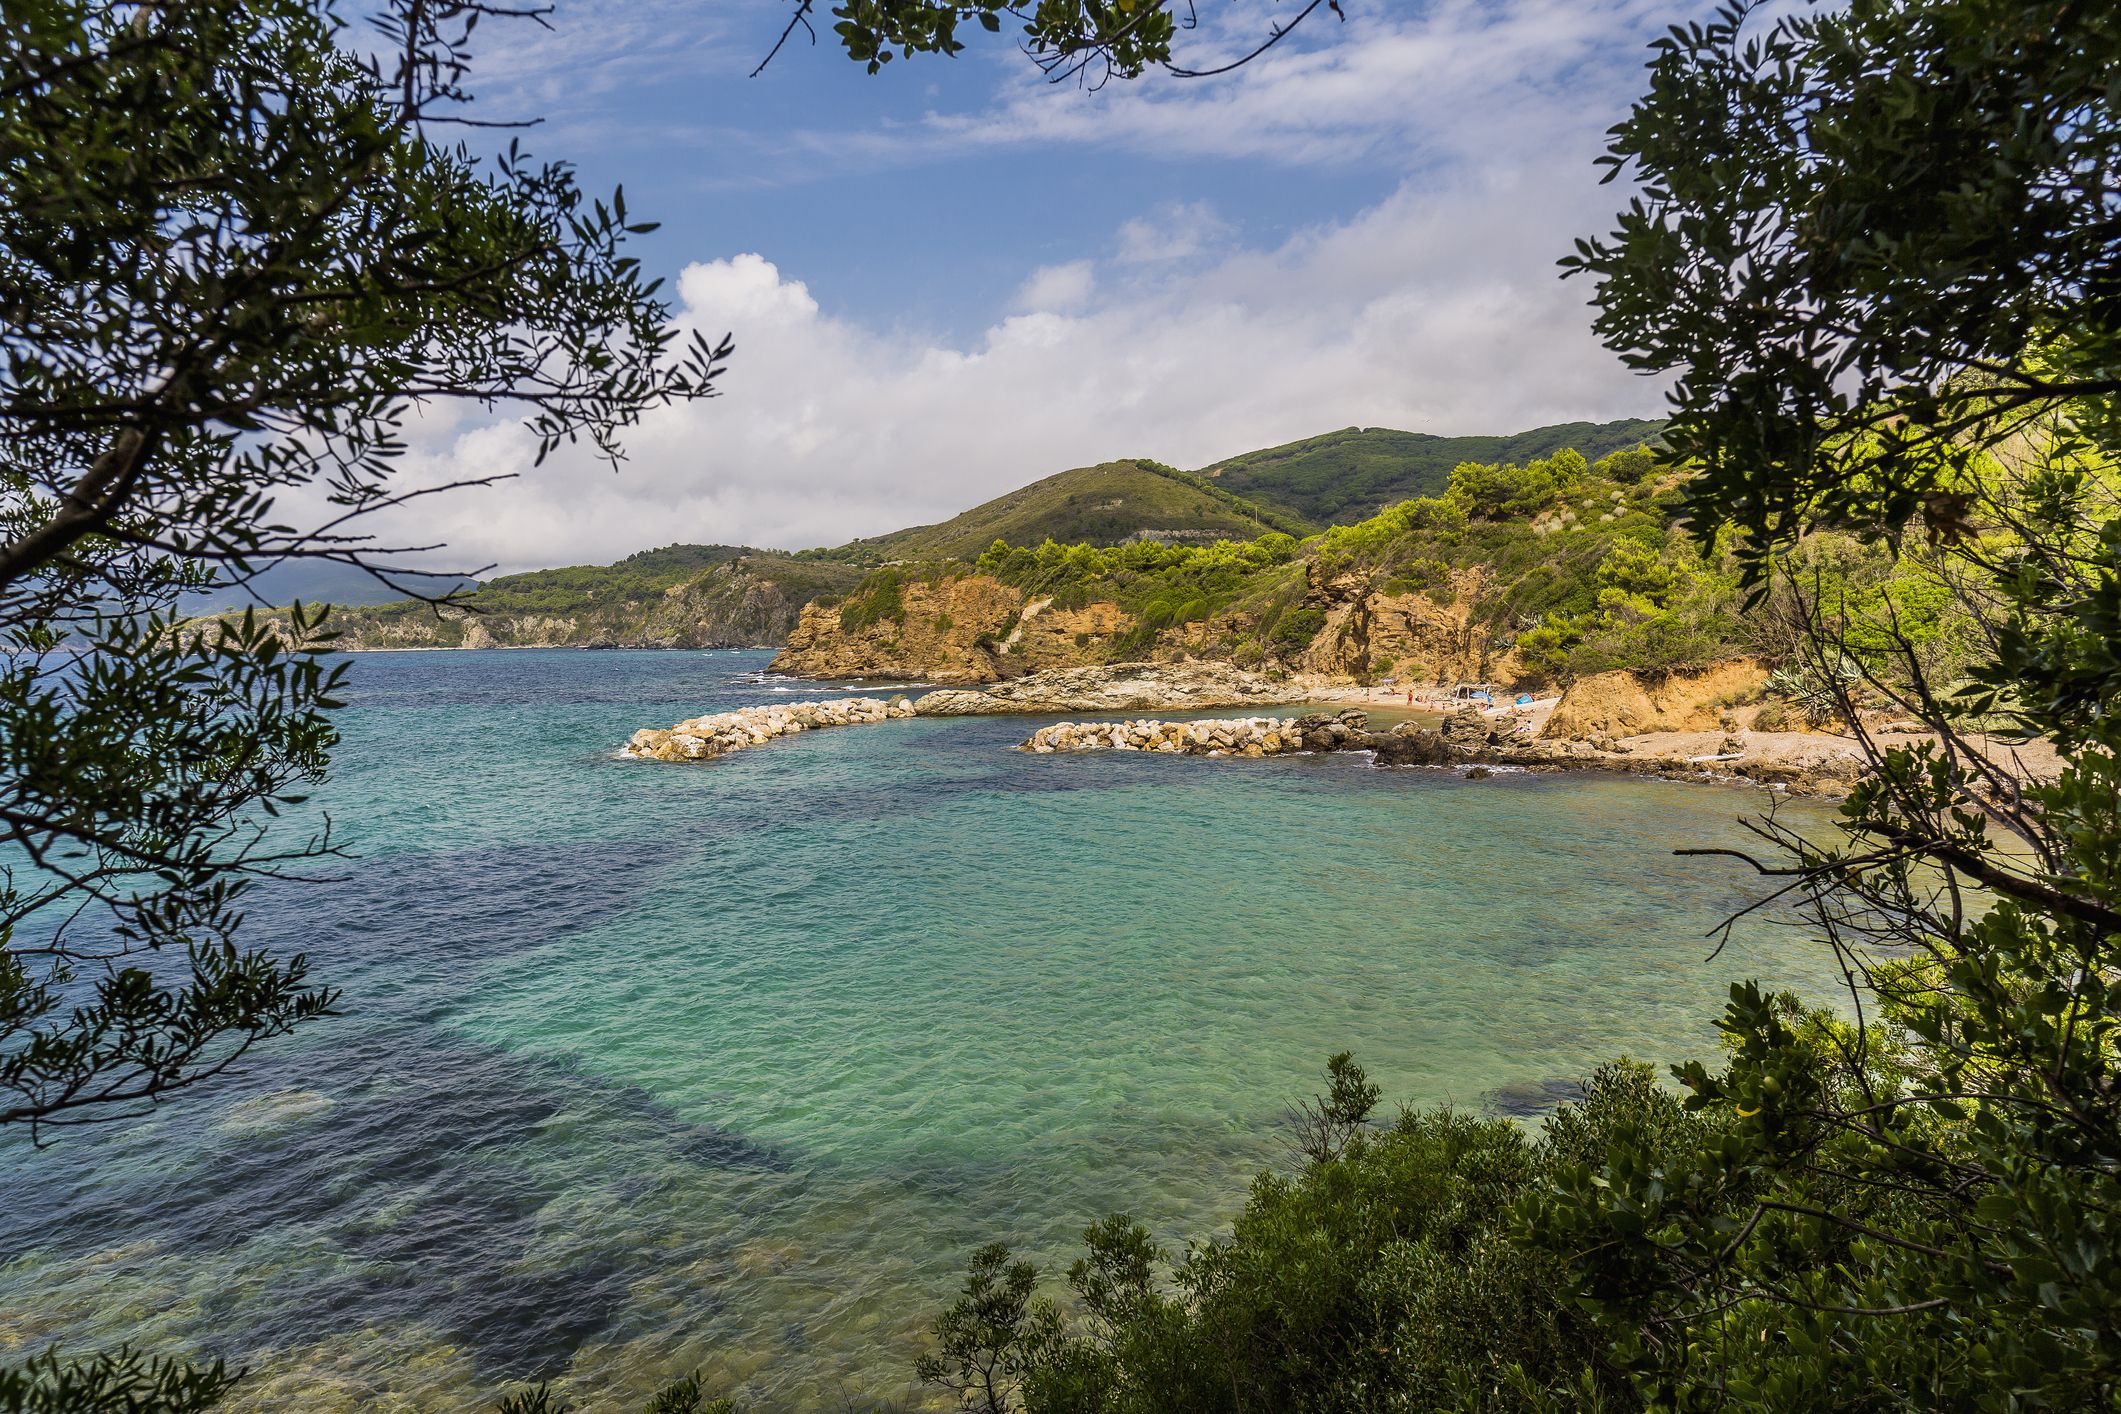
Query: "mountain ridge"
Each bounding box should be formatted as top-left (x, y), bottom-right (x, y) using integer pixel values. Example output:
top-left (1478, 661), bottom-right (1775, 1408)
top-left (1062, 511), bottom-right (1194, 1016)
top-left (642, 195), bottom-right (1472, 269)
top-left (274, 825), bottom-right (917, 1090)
top-left (293, 418), bottom-right (1664, 650)
top-left (1200, 419), bottom-right (1665, 524)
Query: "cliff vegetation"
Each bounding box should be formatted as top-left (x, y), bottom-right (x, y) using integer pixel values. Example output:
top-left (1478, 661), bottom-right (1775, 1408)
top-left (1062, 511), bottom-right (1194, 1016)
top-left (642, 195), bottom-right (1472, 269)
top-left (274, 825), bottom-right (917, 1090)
top-left (774, 443), bottom-right (1958, 695)
top-left (326, 546), bottom-right (865, 650)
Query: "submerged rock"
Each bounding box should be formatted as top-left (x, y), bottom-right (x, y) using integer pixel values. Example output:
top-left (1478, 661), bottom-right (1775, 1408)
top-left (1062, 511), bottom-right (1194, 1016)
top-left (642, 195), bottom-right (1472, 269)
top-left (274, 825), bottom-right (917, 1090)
top-left (1483, 1077), bottom-right (1587, 1118)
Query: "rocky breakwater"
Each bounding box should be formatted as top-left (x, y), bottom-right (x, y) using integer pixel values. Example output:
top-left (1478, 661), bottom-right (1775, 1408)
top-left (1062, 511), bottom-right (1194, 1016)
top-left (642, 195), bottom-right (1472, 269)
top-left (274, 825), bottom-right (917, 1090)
top-left (1022, 708), bottom-right (1463, 764)
top-left (621, 696), bottom-right (914, 763)
top-left (1027, 714), bottom-right (1310, 758)
top-left (912, 660), bottom-right (1301, 716)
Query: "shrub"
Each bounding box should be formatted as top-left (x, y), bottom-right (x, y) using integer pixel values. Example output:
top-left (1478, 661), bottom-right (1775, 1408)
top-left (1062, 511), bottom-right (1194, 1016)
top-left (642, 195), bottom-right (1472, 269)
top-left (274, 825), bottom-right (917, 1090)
top-left (917, 1058), bottom-right (1683, 1414)
top-left (1271, 606), bottom-right (1326, 649)
top-left (838, 568), bottom-right (909, 632)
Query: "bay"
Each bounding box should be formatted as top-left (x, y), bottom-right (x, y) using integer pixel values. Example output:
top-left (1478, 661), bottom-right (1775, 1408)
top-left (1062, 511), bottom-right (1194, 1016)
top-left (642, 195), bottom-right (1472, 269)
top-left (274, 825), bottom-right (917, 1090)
top-left (1, 649), bottom-right (1844, 1411)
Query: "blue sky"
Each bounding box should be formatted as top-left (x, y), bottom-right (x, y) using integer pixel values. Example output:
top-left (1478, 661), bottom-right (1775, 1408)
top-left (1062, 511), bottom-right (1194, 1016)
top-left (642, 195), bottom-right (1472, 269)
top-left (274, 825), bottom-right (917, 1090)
top-left (475, 2), bottom-right (1404, 339)
top-left (383, 0), bottom-right (1695, 570)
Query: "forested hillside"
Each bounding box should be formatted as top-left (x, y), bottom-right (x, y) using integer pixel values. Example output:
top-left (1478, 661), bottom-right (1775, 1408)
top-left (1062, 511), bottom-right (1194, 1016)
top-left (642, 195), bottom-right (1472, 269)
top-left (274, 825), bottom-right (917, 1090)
top-left (773, 439), bottom-right (1968, 700)
top-left (305, 424), bottom-right (1728, 657)
top-left (325, 546), bottom-right (864, 649)
top-left (806, 457), bottom-right (1311, 564)
top-left (1200, 418), bottom-right (1664, 523)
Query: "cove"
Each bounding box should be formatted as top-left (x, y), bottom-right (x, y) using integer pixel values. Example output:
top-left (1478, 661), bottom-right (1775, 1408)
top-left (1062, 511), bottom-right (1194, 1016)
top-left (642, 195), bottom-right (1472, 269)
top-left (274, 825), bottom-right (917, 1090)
top-left (0, 649), bottom-right (1848, 1411)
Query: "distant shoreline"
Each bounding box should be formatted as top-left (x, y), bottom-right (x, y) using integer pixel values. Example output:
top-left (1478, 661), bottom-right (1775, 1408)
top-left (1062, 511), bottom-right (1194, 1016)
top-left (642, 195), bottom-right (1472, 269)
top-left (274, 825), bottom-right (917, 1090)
top-left (329, 642), bottom-right (781, 654)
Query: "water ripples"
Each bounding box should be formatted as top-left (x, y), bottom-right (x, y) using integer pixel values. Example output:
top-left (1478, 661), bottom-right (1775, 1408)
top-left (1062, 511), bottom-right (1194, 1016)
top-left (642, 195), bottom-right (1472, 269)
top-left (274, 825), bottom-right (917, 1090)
top-left (3, 650), bottom-right (1844, 1411)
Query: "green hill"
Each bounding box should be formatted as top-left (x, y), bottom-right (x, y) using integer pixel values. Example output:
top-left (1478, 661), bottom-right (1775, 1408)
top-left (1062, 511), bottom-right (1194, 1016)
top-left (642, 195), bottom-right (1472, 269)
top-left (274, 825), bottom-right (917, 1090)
top-left (813, 458), bottom-right (1311, 564)
top-left (285, 424), bottom-right (1680, 651)
top-left (454, 542), bottom-right (756, 614)
top-left (1199, 419), bottom-right (1665, 525)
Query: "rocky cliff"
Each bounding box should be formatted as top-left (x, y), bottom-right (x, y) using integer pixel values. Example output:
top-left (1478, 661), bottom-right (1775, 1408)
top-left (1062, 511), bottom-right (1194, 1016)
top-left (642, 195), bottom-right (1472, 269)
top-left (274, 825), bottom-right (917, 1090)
top-left (1537, 659), bottom-right (1768, 739)
top-left (769, 562), bottom-right (1504, 688)
top-left (327, 554), bottom-right (864, 651)
top-left (769, 574), bottom-right (1137, 682)
top-left (1291, 564), bottom-right (1504, 685)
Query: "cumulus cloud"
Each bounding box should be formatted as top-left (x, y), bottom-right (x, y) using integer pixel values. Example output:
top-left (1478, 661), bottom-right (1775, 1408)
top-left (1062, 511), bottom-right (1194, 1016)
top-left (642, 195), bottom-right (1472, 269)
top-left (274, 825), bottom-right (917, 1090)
top-left (339, 0), bottom-right (1681, 575)
top-left (1014, 260), bottom-right (1097, 312)
top-left (374, 179), bottom-right (1653, 573)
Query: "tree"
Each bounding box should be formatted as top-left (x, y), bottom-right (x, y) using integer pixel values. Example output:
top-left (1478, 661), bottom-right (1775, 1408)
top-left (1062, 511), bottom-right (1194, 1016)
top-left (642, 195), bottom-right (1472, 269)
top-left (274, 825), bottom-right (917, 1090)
top-left (763, 0), bottom-right (1345, 83)
top-left (910, 1060), bottom-right (1678, 1414)
top-left (1526, 2), bottom-right (2121, 1407)
top-left (1563, 0), bottom-right (2121, 560)
top-left (3, 0), bottom-right (726, 1406)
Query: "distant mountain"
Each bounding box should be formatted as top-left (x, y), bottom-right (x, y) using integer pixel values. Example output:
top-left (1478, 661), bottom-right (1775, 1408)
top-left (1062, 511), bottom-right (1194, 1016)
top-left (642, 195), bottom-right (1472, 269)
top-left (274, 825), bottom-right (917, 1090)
top-left (813, 458), bottom-right (1312, 565)
top-left (181, 560), bottom-right (479, 613)
top-left (1199, 419), bottom-right (1665, 525)
top-left (322, 544), bottom-right (866, 650)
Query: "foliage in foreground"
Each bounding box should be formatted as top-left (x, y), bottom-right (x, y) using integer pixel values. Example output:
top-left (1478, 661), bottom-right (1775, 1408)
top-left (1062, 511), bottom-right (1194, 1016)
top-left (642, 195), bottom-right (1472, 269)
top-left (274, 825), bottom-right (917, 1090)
top-left (917, 1060), bottom-right (1685, 1414)
top-left (915, 2), bottom-right (2121, 1410)
top-left (2, 0), bottom-right (718, 1406)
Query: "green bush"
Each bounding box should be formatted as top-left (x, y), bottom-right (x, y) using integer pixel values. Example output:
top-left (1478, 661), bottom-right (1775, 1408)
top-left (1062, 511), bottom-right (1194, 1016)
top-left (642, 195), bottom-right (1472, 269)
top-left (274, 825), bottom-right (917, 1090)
top-left (838, 568), bottom-right (909, 632)
top-left (1271, 606), bottom-right (1326, 649)
top-left (917, 1058), bottom-right (1686, 1414)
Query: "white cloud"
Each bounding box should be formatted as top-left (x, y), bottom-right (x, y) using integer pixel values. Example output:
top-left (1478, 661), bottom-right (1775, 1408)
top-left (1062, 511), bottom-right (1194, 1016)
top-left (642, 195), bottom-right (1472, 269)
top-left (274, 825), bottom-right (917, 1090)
top-left (785, 0), bottom-right (1676, 172)
top-left (328, 0), bottom-right (1683, 575)
top-left (1014, 260), bottom-right (1097, 312)
top-left (371, 164), bottom-right (1657, 574)
top-left (1114, 202), bottom-right (1234, 265)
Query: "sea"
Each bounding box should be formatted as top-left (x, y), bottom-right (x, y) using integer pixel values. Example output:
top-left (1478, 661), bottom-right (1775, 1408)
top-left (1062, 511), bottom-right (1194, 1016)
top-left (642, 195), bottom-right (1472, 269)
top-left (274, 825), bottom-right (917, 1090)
top-left (0, 648), bottom-right (1848, 1411)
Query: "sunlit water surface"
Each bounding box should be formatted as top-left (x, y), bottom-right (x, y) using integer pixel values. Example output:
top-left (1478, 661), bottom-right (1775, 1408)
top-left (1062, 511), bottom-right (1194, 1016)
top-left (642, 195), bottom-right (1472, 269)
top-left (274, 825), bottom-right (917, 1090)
top-left (2, 650), bottom-right (1843, 1410)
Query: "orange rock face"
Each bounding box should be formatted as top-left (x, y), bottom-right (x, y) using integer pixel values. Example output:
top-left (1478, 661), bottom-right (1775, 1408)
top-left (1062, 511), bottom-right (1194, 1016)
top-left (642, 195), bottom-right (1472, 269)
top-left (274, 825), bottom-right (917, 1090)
top-left (768, 574), bottom-right (1134, 682)
top-left (1293, 565), bottom-right (1503, 685)
top-left (1538, 659), bottom-right (1769, 739)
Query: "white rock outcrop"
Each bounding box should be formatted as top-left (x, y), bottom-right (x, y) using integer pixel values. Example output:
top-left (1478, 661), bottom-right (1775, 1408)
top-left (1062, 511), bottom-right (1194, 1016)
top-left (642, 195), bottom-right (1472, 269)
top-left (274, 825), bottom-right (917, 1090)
top-left (621, 697), bottom-right (914, 763)
top-left (1022, 716), bottom-right (1311, 758)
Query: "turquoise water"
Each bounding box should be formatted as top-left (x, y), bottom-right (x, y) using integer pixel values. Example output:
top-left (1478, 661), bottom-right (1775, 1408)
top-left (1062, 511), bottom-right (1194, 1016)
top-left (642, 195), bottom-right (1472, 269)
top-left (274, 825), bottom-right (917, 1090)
top-left (2, 650), bottom-right (1843, 1411)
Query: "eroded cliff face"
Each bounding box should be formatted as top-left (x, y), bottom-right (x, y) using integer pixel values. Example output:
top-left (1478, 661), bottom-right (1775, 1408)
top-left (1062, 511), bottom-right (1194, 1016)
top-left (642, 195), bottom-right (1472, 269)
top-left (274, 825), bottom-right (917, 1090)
top-left (1294, 565), bottom-right (1504, 685)
top-left (768, 575), bottom-right (1135, 683)
top-left (766, 564), bottom-right (1514, 686)
top-left (1538, 659), bottom-right (1769, 738)
top-left (324, 559), bottom-right (851, 650)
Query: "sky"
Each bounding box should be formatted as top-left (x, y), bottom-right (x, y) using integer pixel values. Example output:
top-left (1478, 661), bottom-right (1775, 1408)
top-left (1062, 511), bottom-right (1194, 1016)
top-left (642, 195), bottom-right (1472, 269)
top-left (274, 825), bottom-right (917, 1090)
top-left (366, 0), bottom-right (1694, 575)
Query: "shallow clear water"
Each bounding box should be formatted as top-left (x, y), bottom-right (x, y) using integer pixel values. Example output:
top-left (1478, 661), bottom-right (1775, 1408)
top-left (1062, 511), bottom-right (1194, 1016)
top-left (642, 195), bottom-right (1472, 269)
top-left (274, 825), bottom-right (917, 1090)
top-left (2, 649), bottom-right (1843, 1411)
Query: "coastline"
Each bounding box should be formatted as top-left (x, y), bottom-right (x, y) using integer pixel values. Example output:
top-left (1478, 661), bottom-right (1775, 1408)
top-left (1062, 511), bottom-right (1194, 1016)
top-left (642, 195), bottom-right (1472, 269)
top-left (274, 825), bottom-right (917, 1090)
top-left (600, 654), bottom-right (2061, 801)
top-left (327, 642), bottom-right (781, 654)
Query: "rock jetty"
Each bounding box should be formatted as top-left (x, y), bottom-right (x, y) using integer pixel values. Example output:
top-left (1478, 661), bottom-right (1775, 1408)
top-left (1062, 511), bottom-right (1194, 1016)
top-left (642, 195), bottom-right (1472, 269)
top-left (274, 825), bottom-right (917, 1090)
top-left (913, 660), bottom-right (1300, 716)
top-left (622, 696), bottom-right (914, 763)
top-left (1022, 709), bottom-right (1463, 764)
top-left (1026, 715), bottom-right (1310, 757)
top-left (1015, 704), bottom-right (1903, 795)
